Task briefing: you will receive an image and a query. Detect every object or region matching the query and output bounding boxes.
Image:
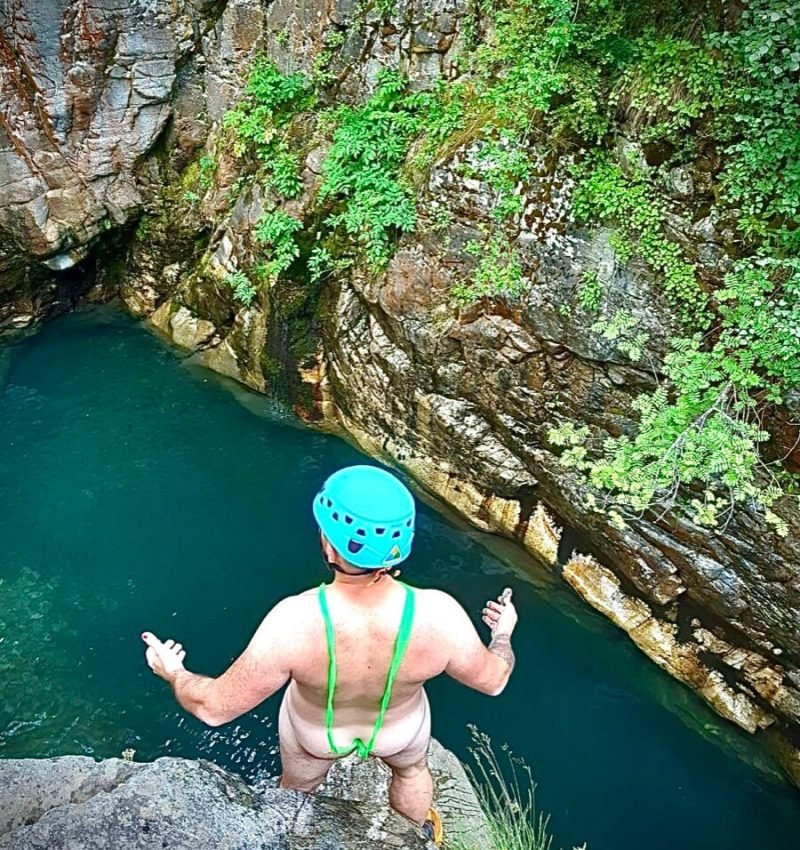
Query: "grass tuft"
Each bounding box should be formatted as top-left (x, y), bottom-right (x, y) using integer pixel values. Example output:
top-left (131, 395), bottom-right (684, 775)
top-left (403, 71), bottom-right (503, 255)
top-left (454, 725), bottom-right (587, 850)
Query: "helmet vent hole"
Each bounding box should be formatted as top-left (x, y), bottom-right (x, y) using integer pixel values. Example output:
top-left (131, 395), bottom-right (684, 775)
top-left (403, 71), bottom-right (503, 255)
top-left (406, 519), bottom-right (412, 527)
top-left (348, 540), bottom-right (364, 554)
top-left (332, 512), bottom-right (339, 521)
top-left (344, 515), bottom-right (353, 525)
top-left (326, 499), bottom-right (333, 508)
top-left (356, 528), bottom-right (366, 537)
top-left (391, 530), bottom-right (401, 539)
top-left (319, 496), bottom-right (324, 505)
top-left (375, 527), bottom-right (386, 535)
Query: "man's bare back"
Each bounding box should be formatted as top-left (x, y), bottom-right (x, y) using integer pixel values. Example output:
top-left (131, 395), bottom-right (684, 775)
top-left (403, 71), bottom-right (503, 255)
top-left (276, 577), bottom-right (516, 757)
top-left (142, 466), bottom-right (518, 839)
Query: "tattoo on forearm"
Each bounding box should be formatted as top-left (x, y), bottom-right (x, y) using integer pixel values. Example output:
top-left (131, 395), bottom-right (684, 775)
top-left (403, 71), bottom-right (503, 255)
top-left (489, 633), bottom-right (515, 672)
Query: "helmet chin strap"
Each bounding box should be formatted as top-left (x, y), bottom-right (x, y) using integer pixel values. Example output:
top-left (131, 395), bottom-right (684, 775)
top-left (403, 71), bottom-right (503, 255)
top-left (322, 557), bottom-right (401, 583)
top-left (323, 557), bottom-right (367, 576)
top-left (367, 568), bottom-right (402, 585)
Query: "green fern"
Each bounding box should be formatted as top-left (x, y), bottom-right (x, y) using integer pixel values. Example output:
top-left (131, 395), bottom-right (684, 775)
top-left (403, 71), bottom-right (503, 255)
top-left (223, 58), bottom-right (314, 198)
top-left (225, 270), bottom-right (257, 306)
top-left (253, 211), bottom-right (303, 284)
top-left (319, 70), bottom-right (425, 268)
top-left (452, 231), bottom-right (526, 305)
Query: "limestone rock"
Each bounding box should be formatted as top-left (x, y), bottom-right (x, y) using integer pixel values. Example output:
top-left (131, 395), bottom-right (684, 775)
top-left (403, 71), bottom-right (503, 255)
top-left (0, 0), bottom-right (220, 316)
top-left (0, 0), bottom-right (214, 261)
top-left (523, 503), bottom-right (562, 566)
top-left (321, 739), bottom-right (492, 850)
top-left (195, 338), bottom-right (245, 385)
top-left (563, 553), bottom-right (653, 633)
top-left (0, 740), bottom-right (489, 849)
top-left (149, 298), bottom-right (175, 335)
top-left (563, 553), bottom-right (774, 734)
top-left (168, 306), bottom-right (217, 351)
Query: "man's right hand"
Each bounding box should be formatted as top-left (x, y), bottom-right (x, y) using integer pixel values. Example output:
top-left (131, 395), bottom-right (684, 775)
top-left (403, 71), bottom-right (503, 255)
top-left (142, 632), bottom-right (187, 684)
top-left (481, 587), bottom-right (518, 638)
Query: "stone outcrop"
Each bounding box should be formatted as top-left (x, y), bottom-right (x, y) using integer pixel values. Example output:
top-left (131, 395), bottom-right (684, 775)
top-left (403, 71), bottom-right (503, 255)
top-left (562, 551), bottom-right (800, 786)
top-left (1, 0), bottom-right (799, 787)
top-left (0, 739), bottom-right (491, 850)
top-left (0, 0), bottom-right (222, 320)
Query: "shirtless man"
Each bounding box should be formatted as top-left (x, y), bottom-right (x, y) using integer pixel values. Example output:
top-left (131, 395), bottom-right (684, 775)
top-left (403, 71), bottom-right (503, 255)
top-left (142, 465), bottom-right (518, 842)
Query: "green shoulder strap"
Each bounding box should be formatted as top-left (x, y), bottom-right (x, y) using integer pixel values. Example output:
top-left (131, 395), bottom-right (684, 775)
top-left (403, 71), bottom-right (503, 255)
top-left (318, 581), bottom-right (416, 759)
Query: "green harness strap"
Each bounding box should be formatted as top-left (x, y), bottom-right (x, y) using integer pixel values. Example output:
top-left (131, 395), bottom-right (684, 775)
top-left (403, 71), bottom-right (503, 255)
top-left (317, 581), bottom-right (415, 760)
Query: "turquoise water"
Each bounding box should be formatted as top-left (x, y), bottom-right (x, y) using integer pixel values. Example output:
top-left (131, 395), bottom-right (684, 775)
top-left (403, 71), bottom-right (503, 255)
top-left (2, 306), bottom-right (800, 849)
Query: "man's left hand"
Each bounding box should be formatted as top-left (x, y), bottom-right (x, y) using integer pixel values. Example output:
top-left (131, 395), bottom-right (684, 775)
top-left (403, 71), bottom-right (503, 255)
top-left (142, 632), bottom-right (186, 683)
top-left (482, 588), bottom-right (518, 638)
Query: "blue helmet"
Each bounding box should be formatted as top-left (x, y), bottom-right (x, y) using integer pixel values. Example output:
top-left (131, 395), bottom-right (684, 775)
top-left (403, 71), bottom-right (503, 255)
top-left (313, 465), bottom-right (416, 570)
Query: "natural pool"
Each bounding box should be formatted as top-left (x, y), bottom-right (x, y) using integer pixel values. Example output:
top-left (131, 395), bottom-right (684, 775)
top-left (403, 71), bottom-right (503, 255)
top-left (1, 306), bottom-right (799, 850)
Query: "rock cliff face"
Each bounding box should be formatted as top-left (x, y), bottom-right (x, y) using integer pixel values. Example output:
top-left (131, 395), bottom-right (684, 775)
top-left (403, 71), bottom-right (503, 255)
top-left (0, 0), bottom-right (222, 322)
top-left (1, 0), bottom-right (799, 785)
top-left (0, 740), bottom-right (490, 849)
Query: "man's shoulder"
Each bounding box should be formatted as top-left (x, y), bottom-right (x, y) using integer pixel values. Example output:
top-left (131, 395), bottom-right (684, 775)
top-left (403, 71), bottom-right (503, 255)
top-left (249, 592), bottom-right (320, 651)
top-left (411, 586), bottom-right (456, 604)
top-left (410, 583), bottom-right (460, 599)
top-left (408, 587), bottom-right (477, 656)
top-left (410, 586), bottom-right (468, 622)
top-left (262, 590), bottom-right (319, 626)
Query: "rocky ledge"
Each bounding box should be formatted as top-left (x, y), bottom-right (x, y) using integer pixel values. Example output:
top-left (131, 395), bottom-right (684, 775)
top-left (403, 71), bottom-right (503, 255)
top-left (0, 740), bottom-right (490, 850)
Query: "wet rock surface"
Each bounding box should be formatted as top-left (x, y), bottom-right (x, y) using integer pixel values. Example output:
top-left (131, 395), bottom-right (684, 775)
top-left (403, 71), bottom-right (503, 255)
top-left (0, 740), bottom-right (486, 850)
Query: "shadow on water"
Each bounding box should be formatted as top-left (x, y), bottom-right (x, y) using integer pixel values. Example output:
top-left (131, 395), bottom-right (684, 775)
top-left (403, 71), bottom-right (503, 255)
top-left (1, 305), bottom-right (799, 850)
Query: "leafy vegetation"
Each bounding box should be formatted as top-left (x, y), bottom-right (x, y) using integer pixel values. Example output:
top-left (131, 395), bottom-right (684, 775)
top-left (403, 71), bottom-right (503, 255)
top-left (223, 58), bottom-right (314, 198)
top-left (319, 70), bottom-right (424, 268)
top-left (612, 33), bottom-right (726, 145)
top-left (559, 0), bottom-right (800, 532)
top-left (560, 257), bottom-right (800, 535)
top-left (311, 28), bottom-right (347, 88)
top-left (376, 0), bottom-right (398, 17)
top-left (410, 0), bottom-right (670, 307)
top-left (469, 134), bottom-right (536, 222)
top-left (253, 211), bottom-right (303, 285)
top-left (452, 231), bottom-right (525, 306)
top-left (413, 0), bottom-right (800, 531)
top-left (591, 309), bottom-right (649, 362)
top-left (571, 157), bottom-right (708, 326)
top-left (135, 215), bottom-right (152, 241)
top-left (715, 256), bottom-right (800, 399)
top-left (216, 2), bottom-right (800, 532)
top-left (225, 270), bottom-right (257, 306)
top-left (308, 243), bottom-right (353, 283)
top-left (712, 2), bottom-right (800, 250)
top-left (198, 154), bottom-right (217, 190)
top-left (577, 271), bottom-right (603, 313)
